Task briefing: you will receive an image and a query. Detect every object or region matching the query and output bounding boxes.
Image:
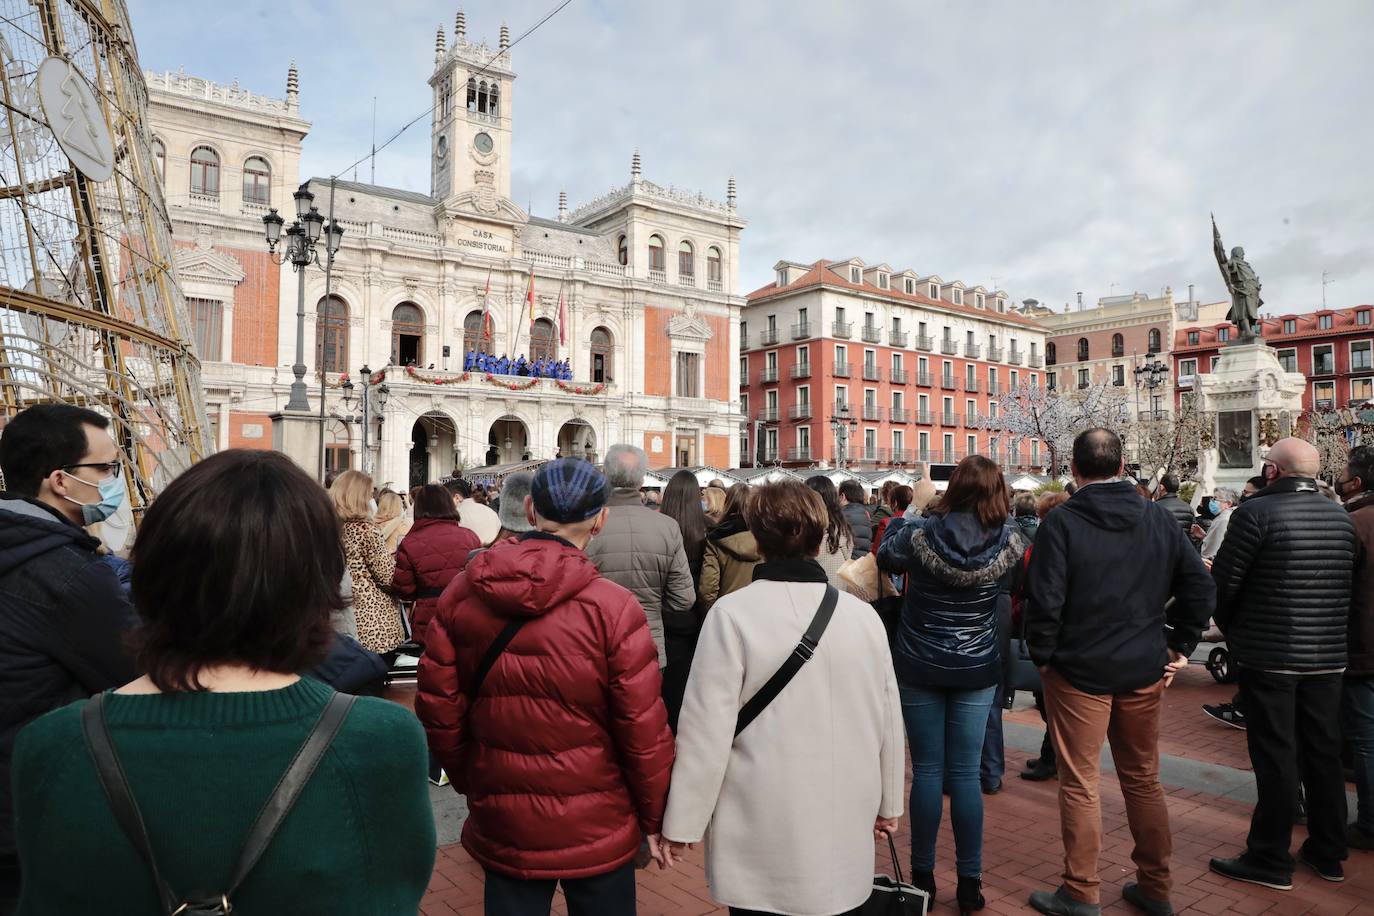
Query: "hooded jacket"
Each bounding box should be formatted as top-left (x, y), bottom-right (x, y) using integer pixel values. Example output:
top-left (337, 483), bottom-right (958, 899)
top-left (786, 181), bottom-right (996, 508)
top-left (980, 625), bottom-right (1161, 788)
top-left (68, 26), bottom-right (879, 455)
top-left (1212, 477), bottom-right (1356, 673)
top-left (842, 502), bottom-right (873, 559)
top-left (698, 515), bottom-right (761, 611)
top-left (415, 532), bottom-right (674, 880)
top-left (1026, 481), bottom-right (1214, 695)
top-left (1346, 490), bottom-right (1374, 677)
top-left (391, 518), bottom-right (482, 642)
top-left (880, 511), bottom-right (1024, 690)
top-left (0, 494), bottom-right (139, 857)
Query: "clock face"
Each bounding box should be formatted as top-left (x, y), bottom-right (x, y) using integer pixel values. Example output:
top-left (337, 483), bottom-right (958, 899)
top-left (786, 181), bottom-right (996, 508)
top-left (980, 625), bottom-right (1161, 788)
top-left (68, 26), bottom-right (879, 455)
top-left (474, 132), bottom-right (494, 154)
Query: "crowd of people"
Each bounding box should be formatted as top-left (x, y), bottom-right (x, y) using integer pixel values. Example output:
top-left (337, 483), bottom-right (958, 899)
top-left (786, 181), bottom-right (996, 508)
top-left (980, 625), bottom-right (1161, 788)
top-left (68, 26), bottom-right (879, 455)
top-left (463, 349), bottom-right (574, 380)
top-left (0, 402), bottom-right (1370, 916)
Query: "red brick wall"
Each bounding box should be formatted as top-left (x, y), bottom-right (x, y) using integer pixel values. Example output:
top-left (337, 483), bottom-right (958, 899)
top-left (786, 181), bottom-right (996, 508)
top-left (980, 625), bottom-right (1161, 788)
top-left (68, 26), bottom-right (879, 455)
top-left (228, 410), bottom-right (274, 450)
top-left (703, 433), bottom-right (729, 469)
top-left (643, 429), bottom-right (671, 466)
top-left (175, 241), bottom-right (280, 367)
top-left (643, 307), bottom-right (670, 397)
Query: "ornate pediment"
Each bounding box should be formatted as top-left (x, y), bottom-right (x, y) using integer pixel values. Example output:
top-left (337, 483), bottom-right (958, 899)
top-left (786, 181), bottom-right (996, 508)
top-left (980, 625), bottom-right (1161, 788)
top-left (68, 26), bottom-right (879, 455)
top-left (174, 247), bottom-right (246, 286)
top-left (667, 302), bottom-right (713, 341)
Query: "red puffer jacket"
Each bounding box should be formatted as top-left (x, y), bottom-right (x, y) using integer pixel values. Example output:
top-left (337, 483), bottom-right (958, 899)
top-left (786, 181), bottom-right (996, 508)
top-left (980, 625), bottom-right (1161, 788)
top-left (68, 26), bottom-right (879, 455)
top-left (416, 531), bottom-right (674, 880)
top-left (392, 518), bottom-right (481, 641)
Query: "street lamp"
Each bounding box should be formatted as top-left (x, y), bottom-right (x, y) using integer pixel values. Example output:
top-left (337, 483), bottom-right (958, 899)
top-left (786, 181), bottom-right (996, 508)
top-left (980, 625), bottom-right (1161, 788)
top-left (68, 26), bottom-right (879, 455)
top-left (339, 366), bottom-right (387, 475)
top-left (1134, 357), bottom-right (1169, 421)
top-left (264, 182), bottom-right (344, 412)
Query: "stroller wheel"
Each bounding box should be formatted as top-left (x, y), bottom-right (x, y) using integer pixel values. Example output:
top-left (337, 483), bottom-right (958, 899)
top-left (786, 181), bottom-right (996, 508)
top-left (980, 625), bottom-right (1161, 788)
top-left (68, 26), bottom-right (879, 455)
top-left (1206, 646), bottom-right (1234, 684)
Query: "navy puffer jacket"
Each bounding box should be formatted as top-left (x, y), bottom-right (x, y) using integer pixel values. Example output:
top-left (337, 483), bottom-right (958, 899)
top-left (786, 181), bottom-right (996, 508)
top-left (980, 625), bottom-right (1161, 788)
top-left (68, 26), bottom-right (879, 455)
top-left (881, 511), bottom-right (1024, 690)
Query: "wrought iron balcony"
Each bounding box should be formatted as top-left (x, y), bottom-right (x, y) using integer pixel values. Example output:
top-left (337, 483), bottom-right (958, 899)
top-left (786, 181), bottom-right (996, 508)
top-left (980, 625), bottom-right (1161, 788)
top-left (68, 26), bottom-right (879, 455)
top-left (862, 364), bottom-right (883, 382)
top-left (915, 335), bottom-right (934, 352)
top-left (759, 367), bottom-right (779, 384)
top-left (862, 404), bottom-right (882, 421)
top-left (759, 328), bottom-right (780, 346)
top-left (833, 361), bottom-right (851, 378)
top-left (941, 338), bottom-right (958, 355)
top-left (832, 320), bottom-right (852, 339)
top-left (786, 446), bottom-right (812, 462)
top-left (988, 346), bottom-right (1004, 362)
top-left (861, 324), bottom-right (882, 344)
top-left (890, 368), bottom-right (909, 384)
top-left (915, 372), bottom-right (933, 387)
top-left (1008, 349), bottom-right (1023, 366)
top-left (791, 321), bottom-right (812, 340)
top-left (890, 408), bottom-right (912, 423)
top-left (889, 330), bottom-right (909, 347)
top-left (964, 378), bottom-right (980, 393)
top-left (757, 407), bottom-right (780, 422)
top-left (964, 343), bottom-right (982, 359)
top-left (789, 402), bottom-right (813, 420)
top-left (790, 362), bottom-right (811, 379)
top-left (941, 375), bottom-right (957, 390)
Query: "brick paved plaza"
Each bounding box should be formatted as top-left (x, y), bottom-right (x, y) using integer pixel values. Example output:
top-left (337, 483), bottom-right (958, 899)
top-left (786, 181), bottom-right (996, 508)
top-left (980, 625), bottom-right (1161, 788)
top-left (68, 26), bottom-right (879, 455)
top-left (405, 664), bottom-right (1373, 916)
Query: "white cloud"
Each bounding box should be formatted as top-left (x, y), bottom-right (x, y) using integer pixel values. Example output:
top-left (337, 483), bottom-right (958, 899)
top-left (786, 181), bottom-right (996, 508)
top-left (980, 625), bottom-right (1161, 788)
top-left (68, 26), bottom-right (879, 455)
top-left (129, 0), bottom-right (1374, 313)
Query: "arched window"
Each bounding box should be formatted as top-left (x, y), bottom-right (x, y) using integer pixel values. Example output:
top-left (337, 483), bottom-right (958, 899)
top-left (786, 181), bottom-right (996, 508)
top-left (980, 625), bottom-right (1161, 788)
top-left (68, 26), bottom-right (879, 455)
top-left (488, 82), bottom-right (500, 117)
top-left (617, 235), bottom-right (628, 266)
top-left (530, 317), bottom-right (556, 363)
top-left (242, 156), bottom-right (270, 204)
top-left (477, 80), bottom-right (489, 114)
top-left (1111, 333), bottom-right (1124, 358)
top-left (152, 138), bottom-right (166, 183)
top-left (463, 310), bottom-right (494, 354)
top-left (1148, 327), bottom-right (1162, 353)
top-left (189, 146), bottom-right (219, 196)
top-left (648, 235), bottom-right (665, 273)
top-left (1045, 342), bottom-right (1057, 366)
top-left (466, 77), bottom-right (477, 111)
top-left (316, 296), bottom-right (348, 374)
top-left (678, 240), bottom-right (695, 278)
top-left (1077, 337), bottom-right (1089, 361)
top-left (707, 246), bottom-right (722, 287)
top-left (390, 302), bottom-right (424, 366)
top-left (591, 326), bottom-right (614, 383)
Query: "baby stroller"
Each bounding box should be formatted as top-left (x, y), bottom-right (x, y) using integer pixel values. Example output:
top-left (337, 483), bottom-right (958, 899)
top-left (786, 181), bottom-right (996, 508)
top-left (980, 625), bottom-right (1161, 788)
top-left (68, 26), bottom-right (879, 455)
top-left (1200, 621), bottom-right (1236, 684)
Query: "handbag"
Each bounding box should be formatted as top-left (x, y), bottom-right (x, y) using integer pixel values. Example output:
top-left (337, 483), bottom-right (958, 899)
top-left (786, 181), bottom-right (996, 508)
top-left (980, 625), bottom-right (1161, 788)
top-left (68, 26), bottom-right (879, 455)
top-left (863, 833), bottom-right (930, 915)
top-left (81, 691), bottom-right (355, 915)
top-left (1010, 634), bottom-right (1042, 693)
top-left (734, 585), bottom-right (838, 736)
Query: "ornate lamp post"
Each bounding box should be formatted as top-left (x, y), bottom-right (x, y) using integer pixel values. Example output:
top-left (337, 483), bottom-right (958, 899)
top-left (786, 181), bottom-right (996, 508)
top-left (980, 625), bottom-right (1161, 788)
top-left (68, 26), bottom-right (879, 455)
top-left (1134, 357), bottom-right (1169, 421)
top-left (340, 366), bottom-right (390, 475)
top-left (263, 183), bottom-right (344, 411)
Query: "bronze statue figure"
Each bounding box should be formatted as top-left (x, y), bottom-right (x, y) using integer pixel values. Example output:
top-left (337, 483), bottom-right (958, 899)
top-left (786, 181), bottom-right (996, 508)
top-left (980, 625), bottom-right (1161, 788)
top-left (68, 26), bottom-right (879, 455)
top-left (1213, 215), bottom-right (1263, 339)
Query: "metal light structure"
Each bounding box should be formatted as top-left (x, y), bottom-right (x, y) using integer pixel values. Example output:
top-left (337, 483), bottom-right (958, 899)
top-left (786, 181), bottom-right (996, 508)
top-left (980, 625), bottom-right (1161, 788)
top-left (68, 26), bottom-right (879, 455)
top-left (0, 0), bottom-right (212, 517)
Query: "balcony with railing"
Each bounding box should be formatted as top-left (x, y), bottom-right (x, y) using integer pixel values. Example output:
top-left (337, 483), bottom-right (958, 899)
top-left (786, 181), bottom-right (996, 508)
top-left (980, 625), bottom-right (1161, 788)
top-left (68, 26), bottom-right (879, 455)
top-left (890, 408), bottom-right (911, 423)
top-left (832, 320), bottom-right (852, 339)
top-left (964, 378), bottom-right (980, 393)
top-left (758, 327), bottom-right (780, 346)
top-left (759, 366), bottom-right (779, 384)
top-left (649, 268), bottom-right (667, 284)
top-left (964, 343), bottom-right (982, 359)
top-left (988, 346), bottom-right (1004, 362)
top-left (707, 278), bottom-right (723, 292)
top-left (760, 447), bottom-right (779, 462)
top-left (941, 375), bottom-right (957, 390)
top-left (862, 404), bottom-right (883, 421)
top-left (915, 335), bottom-right (934, 351)
top-left (1008, 348), bottom-right (1023, 366)
top-left (789, 402), bottom-right (813, 420)
top-left (790, 362), bottom-right (811, 379)
top-left (890, 330), bottom-right (909, 348)
top-left (941, 338), bottom-right (958, 355)
top-left (916, 410), bottom-right (934, 424)
top-left (891, 448), bottom-right (912, 464)
top-left (791, 321), bottom-right (812, 340)
top-left (861, 324), bottom-right (883, 344)
top-left (786, 446), bottom-right (812, 462)
top-left (678, 273), bottom-right (696, 288)
top-left (862, 364), bottom-right (883, 381)
top-left (833, 361), bottom-right (850, 378)
top-left (739, 331), bottom-right (749, 350)
top-left (1078, 379), bottom-right (1091, 390)
top-left (757, 407), bottom-right (780, 422)
top-left (854, 446), bottom-right (888, 464)
top-left (941, 412), bottom-right (961, 427)
top-left (1029, 354), bottom-right (1043, 368)
top-left (916, 371), bottom-right (933, 387)
top-left (890, 368), bottom-right (910, 384)
top-left (987, 383), bottom-right (1001, 398)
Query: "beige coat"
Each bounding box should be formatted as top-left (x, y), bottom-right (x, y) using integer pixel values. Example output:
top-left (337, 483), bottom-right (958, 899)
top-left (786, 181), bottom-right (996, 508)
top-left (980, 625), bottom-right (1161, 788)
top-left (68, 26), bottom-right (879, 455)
top-left (662, 577), bottom-right (904, 916)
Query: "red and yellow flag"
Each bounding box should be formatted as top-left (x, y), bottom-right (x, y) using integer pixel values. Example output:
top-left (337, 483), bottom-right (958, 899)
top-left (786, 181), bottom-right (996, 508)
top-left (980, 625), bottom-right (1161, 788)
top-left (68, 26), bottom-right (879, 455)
top-left (525, 272), bottom-right (536, 330)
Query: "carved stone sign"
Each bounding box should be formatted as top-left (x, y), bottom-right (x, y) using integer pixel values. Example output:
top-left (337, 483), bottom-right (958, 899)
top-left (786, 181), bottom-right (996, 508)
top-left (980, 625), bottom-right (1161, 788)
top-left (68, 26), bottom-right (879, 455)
top-left (1216, 410), bottom-right (1254, 469)
top-left (445, 217), bottom-right (513, 254)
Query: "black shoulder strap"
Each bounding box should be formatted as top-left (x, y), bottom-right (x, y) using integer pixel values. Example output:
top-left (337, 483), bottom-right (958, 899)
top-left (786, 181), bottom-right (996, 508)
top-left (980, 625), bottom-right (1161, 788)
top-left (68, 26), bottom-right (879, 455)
top-left (472, 618), bottom-right (526, 697)
top-left (82, 689), bottom-right (356, 914)
top-left (735, 585), bottom-right (839, 737)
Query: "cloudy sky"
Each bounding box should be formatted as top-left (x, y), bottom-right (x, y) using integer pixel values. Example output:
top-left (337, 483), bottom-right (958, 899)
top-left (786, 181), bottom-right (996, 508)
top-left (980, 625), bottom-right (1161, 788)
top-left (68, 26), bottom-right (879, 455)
top-left (128, 0), bottom-right (1374, 314)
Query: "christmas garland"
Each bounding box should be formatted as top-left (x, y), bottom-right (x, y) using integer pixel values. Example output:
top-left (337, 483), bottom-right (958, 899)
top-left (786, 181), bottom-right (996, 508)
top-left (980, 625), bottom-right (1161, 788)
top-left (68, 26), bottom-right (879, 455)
top-left (405, 365), bottom-right (470, 385)
top-left (317, 369), bottom-right (387, 388)
top-left (555, 379), bottom-right (607, 396)
top-left (484, 373), bottom-right (541, 391)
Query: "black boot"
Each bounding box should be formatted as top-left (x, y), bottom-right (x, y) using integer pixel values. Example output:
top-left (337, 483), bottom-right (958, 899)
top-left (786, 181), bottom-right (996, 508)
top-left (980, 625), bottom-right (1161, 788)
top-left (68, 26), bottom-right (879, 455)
top-left (957, 875), bottom-right (985, 914)
top-left (911, 869), bottom-right (936, 905)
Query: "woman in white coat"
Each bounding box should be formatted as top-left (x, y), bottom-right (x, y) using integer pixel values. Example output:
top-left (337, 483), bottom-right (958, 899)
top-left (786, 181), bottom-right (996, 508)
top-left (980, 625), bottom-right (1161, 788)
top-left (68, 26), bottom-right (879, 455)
top-left (656, 479), bottom-right (905, 916)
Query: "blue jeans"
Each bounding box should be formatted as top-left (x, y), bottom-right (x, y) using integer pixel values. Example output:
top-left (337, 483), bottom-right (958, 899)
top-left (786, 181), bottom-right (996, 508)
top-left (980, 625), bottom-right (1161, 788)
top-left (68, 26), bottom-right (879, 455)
top-left (900, 682), bottom-right (997, 877)
top-left (1347, 676), bottom-right (1374, 833)
top-left (981, 701), bottom-right (1004, 783)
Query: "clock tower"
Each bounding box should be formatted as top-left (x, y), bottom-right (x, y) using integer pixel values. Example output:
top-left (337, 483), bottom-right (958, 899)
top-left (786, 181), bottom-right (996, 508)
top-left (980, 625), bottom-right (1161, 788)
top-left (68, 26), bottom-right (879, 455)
top-left (429, 12), bottom-right (514, 212)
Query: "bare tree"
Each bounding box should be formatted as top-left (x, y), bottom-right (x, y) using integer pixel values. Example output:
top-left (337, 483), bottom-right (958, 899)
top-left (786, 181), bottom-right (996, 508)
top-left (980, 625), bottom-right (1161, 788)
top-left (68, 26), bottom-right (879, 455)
top-left (1131, 393), bottom-right (1213, 486)
top-left (987, 380), bottom-right (1133, 475)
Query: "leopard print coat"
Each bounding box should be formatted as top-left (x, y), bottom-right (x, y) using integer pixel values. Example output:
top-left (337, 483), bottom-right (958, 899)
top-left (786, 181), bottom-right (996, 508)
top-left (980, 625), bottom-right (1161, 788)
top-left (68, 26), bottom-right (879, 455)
top-left (341, 520), bottom-right (404, 653)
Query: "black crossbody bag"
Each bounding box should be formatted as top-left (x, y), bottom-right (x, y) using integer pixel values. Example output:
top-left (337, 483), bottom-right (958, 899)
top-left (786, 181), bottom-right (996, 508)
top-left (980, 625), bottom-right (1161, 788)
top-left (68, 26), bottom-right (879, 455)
top-left (81, 690), bottom-right (356, 915)
top-left (734, 585), bottom-right (839, 736)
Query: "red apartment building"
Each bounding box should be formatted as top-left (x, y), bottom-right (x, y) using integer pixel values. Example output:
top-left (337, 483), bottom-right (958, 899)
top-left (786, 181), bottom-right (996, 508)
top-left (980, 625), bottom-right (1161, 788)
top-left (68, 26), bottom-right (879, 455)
top-left (739, 258), bottom-right (1049, 471)
top-left (1173, 304), bottom-right (1374, 411)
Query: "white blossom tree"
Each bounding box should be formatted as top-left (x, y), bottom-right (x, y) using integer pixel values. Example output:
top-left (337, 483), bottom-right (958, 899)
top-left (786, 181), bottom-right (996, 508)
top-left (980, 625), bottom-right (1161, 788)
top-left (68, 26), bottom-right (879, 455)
top-left (1129, 393), bottom-right (1214, 487)
top-left (987, 380), bottom-right (1133, 475)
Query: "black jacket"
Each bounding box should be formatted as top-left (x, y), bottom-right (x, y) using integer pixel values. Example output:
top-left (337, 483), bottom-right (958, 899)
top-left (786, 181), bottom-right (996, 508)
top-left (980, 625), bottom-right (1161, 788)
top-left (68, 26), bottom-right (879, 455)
top-left (881, 511), bottom-right (1024, 690)
top-left (1025, 481), bottom-right (1214, 694)
top-left (0, 494), bottom-right (139, 856)
top-left (1212, 477), bottom-right (1356, 673)
top-left (1155, 494), bottom-right (1195, 533)
top-left (842, 502), bottom-right (872, 559)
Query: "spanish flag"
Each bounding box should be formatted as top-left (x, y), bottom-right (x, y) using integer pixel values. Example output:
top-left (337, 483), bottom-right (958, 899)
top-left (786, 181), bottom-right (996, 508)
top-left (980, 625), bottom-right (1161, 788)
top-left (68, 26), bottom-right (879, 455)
top-left (526, 272), bottom-right (536, 331)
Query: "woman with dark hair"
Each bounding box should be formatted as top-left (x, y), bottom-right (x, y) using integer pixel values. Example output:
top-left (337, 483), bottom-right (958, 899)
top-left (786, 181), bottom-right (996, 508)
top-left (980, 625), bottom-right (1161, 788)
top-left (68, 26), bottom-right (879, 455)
top-left (658, 479), bottom-right (904, 916)
top-left (877, 455), bottom-right (1025, 914)
top-left (804, 475), bottom-right (854, 588)
top-left (10, 449), bottom-right (435, 913)
top-left (393, 483), bottom-right (482, 644)
top-left (699, 484), bottom-right (761, 611)
top-left (658, 470), bottom-right (710, 729)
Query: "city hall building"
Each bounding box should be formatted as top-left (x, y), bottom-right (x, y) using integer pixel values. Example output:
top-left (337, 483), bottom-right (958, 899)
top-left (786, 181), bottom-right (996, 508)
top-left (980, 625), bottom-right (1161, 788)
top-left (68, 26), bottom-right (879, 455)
top-left (146, 14), bottom-right (745, 488)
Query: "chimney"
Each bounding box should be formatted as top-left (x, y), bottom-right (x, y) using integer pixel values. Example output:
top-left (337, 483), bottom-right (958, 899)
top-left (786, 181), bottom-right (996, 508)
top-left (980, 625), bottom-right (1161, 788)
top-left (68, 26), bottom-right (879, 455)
top-left (1188, 283), bottom-right (1195, 304)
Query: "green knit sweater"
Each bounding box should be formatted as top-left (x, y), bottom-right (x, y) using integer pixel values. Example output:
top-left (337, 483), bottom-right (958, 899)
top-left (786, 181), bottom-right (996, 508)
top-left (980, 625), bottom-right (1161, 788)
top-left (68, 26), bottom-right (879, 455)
top-left (12, 676), bottom-right (435, 914)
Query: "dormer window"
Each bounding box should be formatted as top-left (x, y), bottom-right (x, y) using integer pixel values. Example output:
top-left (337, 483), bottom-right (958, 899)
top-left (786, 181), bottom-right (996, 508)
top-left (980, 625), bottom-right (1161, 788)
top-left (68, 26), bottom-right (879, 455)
top-left (953, 290), bottom-right (963, 305)
top-left (904, 278), bottom-right (914, 294)
top-left (1359, 310), bottom-right (1371, 326)
top-left (1282, 318), bottom-right (1296, 334)
top-left (975, 294), bottom-right (984, 309)
top-left (877, 273), bottom-right (889, 290)
top-left (1319, 313), bottom-right (1333, 330)
top-left (850, 266), bottom-right (861, 283)
top-left (929, 283), bottom-right (939, 298)
top-left (776, 268), bottom-right (787, 287)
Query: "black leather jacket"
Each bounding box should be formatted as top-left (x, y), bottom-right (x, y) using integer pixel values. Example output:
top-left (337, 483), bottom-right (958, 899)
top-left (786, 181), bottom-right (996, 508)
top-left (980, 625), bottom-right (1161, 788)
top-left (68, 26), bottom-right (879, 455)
top-left (1212, 477), bottom-right (1356, 672)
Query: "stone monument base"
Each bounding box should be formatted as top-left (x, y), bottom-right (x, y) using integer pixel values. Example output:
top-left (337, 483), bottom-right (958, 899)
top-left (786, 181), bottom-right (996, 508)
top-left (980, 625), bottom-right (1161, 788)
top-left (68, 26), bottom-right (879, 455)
top-left (271, 409), bottom-right (323, 479)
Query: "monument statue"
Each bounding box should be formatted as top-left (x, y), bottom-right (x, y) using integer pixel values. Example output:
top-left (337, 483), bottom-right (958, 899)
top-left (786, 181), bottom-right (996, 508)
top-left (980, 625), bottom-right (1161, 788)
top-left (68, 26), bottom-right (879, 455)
top-left (1212, 215), bottom-right (1263, 339)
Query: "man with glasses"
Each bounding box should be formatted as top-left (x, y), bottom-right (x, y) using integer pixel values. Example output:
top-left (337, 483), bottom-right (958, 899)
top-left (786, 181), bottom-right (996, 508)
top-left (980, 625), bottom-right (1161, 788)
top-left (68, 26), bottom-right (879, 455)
top-left (0, 404), bottom-right (139, 911)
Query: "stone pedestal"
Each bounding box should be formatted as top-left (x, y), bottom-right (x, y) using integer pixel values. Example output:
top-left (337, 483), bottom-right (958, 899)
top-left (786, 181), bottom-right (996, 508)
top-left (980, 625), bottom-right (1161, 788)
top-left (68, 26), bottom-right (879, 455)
top-left (1196, 339), bottom-right (1305, 496)
top-left (271, 409), bottom-right (323, 478)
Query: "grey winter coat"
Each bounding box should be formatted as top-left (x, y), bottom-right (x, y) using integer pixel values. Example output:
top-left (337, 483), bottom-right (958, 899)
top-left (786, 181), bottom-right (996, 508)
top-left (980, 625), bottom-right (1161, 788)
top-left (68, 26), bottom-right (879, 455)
top-left (585, 489), bottom-right (696, 667)
top-left (843, 502), bottom-right (873, 559)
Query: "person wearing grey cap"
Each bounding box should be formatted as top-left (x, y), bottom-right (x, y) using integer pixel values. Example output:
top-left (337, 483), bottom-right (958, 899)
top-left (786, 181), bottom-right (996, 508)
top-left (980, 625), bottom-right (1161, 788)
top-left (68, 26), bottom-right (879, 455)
top-left (417, 458), bottom-right (674, 916)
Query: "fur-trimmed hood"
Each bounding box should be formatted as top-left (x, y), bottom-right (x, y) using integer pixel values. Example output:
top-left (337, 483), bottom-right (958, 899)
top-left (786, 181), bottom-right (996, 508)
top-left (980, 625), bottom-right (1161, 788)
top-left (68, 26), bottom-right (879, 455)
top-left (910, 512), bottom-right (1024, 587)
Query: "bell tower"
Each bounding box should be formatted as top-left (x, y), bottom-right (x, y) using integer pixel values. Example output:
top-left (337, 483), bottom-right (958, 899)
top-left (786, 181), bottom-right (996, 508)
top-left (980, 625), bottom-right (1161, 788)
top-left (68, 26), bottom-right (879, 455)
top-left (429, 10), bottom-right (514, 210)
